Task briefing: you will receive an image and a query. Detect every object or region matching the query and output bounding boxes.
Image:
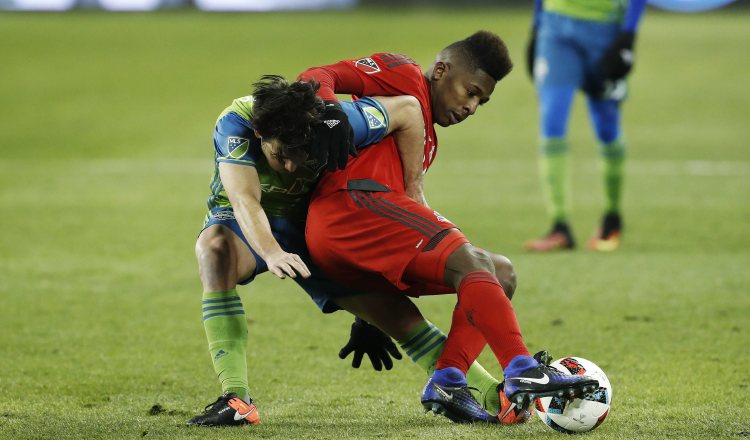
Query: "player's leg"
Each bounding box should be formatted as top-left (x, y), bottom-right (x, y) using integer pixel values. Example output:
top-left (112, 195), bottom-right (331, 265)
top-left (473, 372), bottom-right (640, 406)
top-left (330, 253), bottom-right (520, 420)
top-left (188, 220), bottom-right (260, 426)
top-left (414, 236), bottom-right (599, 417)
top-left (586, 95), bottom-right (625, 251)
top-left (525, 13), bottom-right (582, 251)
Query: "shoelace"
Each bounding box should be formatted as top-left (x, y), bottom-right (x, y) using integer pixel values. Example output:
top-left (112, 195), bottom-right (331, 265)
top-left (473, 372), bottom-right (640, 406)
top-left (203, 395), bottom-right (228, 412)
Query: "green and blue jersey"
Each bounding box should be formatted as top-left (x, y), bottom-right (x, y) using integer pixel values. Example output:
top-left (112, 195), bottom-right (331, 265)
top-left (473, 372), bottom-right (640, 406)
top-left (204, 95), bottom-right (389, 224)
top-left (536, 0), bottom-right (646, 31)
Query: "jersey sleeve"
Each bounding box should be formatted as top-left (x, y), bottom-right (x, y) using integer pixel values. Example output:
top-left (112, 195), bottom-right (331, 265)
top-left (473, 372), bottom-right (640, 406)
top-left (298, 53), bottom-right (426, 102)
top-left (340, 97), bottom-right (390, 149)
top-left (622, 0), bottom-right (647, 32)
top-left (213, 111), bottom-right (261, 167)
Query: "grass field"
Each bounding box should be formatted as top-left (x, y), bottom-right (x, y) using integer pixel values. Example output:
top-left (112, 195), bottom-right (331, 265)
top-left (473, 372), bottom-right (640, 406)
top-left (1, 6), bottom-right (749, 439)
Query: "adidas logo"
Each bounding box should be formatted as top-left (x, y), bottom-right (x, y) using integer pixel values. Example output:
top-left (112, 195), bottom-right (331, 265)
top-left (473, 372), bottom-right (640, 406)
top-left (324, 119), bottom-right (340, 128)
top-left (214, 349), bottom-right (228, 360)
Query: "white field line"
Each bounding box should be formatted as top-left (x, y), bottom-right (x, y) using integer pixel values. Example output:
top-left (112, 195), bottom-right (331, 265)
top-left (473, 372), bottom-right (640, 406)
top-left (442, 159), bottom-right (750, 177)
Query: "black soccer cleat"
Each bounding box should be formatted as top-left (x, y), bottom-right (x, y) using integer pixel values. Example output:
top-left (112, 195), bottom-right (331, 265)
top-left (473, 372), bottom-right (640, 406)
top-left (503, 351), bottom-right (599, 411)
top-left (421, 367), bottom-right (498, 423)
top-left (186, 393), bottom-right (261, 426)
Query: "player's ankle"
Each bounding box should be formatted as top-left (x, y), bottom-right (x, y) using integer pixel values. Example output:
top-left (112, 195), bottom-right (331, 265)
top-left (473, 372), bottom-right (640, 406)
top-left (432, 367), bottom-right (467, 386)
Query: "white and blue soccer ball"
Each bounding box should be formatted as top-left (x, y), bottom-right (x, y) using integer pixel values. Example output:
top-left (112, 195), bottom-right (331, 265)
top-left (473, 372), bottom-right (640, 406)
top-left (534, 357), bottom-right (612, 434)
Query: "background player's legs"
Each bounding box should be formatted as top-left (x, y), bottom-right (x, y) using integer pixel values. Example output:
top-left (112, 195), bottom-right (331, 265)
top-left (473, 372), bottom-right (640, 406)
top-left (525, 85), bottom-right (578, 252)
top-left (525, 19), bottom-right (583, 252)
top-left (587, 96), bottom-right (626, 250)
top-left (195, 224), bottom-right (257, 400)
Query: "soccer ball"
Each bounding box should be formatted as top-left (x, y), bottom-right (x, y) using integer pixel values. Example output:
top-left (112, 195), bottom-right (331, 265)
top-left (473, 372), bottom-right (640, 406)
top-left (534, 357), bottom-right (612, 434)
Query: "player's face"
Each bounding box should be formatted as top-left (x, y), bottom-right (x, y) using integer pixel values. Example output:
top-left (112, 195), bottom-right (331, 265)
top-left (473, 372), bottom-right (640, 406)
top-left (430, 62), bottom-right (495, 127)
top-left (259, 137), bottom-right (300, 173)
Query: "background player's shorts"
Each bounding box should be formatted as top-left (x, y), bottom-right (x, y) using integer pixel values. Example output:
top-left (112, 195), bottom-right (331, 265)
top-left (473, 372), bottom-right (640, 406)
top-left (536, 11), bottom-right (620, 96)
top-left (201, 208), bottom-right (357, 313)
top-left (306, 181), bottom-right (469, 293)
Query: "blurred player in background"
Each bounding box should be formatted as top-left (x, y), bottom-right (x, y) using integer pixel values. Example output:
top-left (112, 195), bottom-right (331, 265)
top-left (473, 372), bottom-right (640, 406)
top-left (299, 31), bottom-right (599, 424)
top-left (188, 75), bottom-right (528, 427)
top-left (523, 0), bottom-right (647, 252)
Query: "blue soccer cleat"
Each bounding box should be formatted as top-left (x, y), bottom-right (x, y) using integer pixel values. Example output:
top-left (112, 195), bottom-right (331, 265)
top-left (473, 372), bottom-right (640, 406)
top-left (421, 367), bottom-right (497, 423)
top-left (504, 351), bottom-right (600, 411)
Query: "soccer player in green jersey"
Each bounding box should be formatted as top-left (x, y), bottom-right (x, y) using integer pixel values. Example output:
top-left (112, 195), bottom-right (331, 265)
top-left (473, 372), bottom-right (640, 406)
top-left (188, 75), bottom-right (527, 426)
top-left (524, 0), bottom-right (647, 252)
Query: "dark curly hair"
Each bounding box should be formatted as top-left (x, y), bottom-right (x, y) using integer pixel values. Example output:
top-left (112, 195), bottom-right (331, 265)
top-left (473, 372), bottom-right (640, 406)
top-left (250, 75), bottom-right (325, 163)
top-left (444, 30), bottom-right (513, 81)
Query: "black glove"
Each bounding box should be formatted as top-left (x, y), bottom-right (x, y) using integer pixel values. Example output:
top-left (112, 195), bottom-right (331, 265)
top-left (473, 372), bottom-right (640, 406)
top-left (310, 100), bottom-right (355, 172)
top-left (600, 32), bottom-right (636, 81)
top-left (526, 28), bottom-right (537, 80)
top-left (338, 317), bottom-right (402, 371)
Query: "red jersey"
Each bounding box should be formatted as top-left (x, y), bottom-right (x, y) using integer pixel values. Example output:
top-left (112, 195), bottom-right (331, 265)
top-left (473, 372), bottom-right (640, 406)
top-left (298, 53), bottom-right (438, 197)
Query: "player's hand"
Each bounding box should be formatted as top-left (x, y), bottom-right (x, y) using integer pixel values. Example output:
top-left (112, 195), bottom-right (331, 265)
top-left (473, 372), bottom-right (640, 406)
top-left (264, 249), bottom-right (311, 279)
top-left (310, 100), bottom-right (356, 172)
top-left (600, 32), bottom-right (636, 81)
top-left (339, 317), bottom-right (402, 371)
top-left (526, 28), bottom-right (537, 80)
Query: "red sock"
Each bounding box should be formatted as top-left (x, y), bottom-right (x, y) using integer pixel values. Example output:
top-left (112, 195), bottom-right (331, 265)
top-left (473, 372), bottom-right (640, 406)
top-left (435, 303), bottom-right (486, 373)
top-left (455, 271), bottom-right (529, 369)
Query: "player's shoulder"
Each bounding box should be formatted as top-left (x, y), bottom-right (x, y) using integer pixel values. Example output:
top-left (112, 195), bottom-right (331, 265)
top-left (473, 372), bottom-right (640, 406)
top-left (214, 96), bottom-right (261, 165)
top-left (350, 53), bottom-right (421, 75)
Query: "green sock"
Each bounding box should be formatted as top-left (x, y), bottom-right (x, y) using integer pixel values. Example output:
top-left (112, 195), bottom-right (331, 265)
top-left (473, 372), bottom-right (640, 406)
top-left (539, 138), bottom-right (571, 223)
top-left (600, 140), bottom-right (626, 214)
top-left (202, 289), bottom-right (249, 398)
top-left (397, 320), bottom-right (502, 413)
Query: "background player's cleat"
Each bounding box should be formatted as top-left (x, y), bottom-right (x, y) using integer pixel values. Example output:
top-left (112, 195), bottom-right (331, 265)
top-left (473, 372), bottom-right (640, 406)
top-left (587, 212), bottom-right (622, 252)
top-left (503, 352), bottom-right (599, 411)
top-left (186, 393), bottom-right (261, 426)
top-left (421, 367), bottom-right (498, 423)
top-left (495, 382), bottom-right (533, 424)
top-left (524, 221), bottom-right (576, 252)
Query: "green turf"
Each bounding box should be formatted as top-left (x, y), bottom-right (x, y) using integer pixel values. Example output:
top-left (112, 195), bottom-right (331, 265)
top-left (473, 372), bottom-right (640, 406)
top-left (1, 7), bottom-right (749, 439)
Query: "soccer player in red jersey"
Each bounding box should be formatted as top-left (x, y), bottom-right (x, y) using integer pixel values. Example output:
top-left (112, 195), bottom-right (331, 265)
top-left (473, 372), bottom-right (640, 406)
top-left (299, 31), bottom-right (599, 423)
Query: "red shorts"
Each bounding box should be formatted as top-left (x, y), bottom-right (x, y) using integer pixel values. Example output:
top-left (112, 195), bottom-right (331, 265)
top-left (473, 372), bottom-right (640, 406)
top-left (306, 184), bottom-right (468, 295)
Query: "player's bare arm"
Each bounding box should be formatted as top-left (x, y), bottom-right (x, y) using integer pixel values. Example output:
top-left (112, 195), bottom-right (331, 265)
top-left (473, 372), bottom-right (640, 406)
top-left (218, 162), bottom-right (311, 279)
top-left (375, 95), bottom-right (429, 207)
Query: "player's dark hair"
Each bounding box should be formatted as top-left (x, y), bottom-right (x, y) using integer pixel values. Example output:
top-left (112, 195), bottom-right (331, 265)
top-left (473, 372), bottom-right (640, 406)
top-left (444, 30), bottom-right (513, 81)
top-left (251, 75), bottom-right (325, 162)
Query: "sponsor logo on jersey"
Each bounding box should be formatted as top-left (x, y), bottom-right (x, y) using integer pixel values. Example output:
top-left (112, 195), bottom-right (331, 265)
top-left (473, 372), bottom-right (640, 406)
top-left (212, 210), bottom-right (236, 221)
top-left (323, 119), bottom-right (340, 128)
top-left (363, 106), bottom-right (386, 129)
top-left (227, 137), bottom-right (249, 159)
top-left (354, 57), bottom-right (380, 74)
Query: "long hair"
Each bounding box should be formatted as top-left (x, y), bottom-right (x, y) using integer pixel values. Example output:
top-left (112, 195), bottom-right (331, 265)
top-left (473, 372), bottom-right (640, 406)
top-left (250, 75), bottom-right (325, 161)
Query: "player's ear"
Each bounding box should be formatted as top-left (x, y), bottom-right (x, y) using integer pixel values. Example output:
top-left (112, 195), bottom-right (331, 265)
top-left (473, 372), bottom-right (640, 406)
top-left (431, 61), bottom-right (449, 81)
top-left (253, 129), bottom-right (261, 139)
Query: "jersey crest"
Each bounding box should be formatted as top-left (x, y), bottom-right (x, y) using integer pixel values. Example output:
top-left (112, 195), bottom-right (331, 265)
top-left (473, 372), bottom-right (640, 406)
top-left (227, 137), bottom-right (249, 159)
top-left (354, 57), bottom-right (381, 74)
top-left (364, 106), bottom-right (386, 129)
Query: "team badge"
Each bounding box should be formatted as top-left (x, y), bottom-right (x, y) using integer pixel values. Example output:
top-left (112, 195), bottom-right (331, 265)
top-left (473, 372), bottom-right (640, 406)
top-left (227, 137), bottom-right (249, 159)
top-left (434, 211), bottom-right (448, 223)
top-left (212, 210), bottom-right (235, 220)
top-left (354, 57), bottom-right (380, 74)
top-left (363, 106), bottom-right (386, 129)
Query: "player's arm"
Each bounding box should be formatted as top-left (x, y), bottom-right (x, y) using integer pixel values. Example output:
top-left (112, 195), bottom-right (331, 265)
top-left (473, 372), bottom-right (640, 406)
top-left (218, 162), bottom-right (311, 279)
top-left (375, 95), bottom-right (429, 207)
top-left (298, 61), bottom-right (367, 101)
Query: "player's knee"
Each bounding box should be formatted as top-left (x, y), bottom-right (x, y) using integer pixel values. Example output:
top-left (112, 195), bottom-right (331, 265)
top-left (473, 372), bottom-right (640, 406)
top-left (490, 253), bottom-right (517, 300)
top-left (445, 244), bottom-right (495, 287)
top-left (196, 229), bottom-right (233, 274)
